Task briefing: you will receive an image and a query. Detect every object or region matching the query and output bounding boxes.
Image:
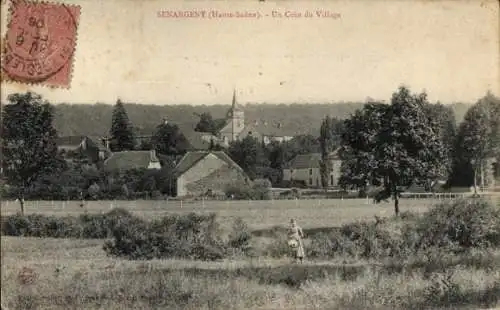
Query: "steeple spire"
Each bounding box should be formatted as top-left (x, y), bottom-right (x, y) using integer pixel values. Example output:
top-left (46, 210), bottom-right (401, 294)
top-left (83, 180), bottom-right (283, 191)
top-left (232, 88), bottom-right (237, 109)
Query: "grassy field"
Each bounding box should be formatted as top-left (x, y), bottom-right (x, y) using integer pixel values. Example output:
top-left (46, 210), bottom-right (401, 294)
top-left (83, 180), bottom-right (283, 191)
top-left (2, 236), bottom-right (500, 310)
top-left (1, 198), bottom-right (441, 230)
top-left (2, 198), bottom-right (500, 309)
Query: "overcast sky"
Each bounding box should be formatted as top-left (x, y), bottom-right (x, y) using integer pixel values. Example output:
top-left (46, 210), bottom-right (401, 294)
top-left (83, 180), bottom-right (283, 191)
top-left (1, 0), bottom-right (498, 105)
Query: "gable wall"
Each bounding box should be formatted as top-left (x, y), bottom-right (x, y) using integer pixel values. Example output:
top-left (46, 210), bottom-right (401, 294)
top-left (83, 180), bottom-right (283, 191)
top-left (176, 153), bottom-right (227, 196)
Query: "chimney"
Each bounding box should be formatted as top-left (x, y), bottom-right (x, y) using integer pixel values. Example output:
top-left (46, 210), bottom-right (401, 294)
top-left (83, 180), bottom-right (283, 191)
top-left (254, 120), bottom-right (259, 126)
top-left (277, 122), bottom-right (282, 129)
top-left (150, 149), bottom-right (157, 161)
top-left (163, 118), bottom-right (168, 125)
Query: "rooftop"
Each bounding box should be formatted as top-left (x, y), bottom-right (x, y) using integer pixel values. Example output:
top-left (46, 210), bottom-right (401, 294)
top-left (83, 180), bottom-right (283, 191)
top-left (103, 150), bottom-right (159, 172)
top-left (174, 151), bottom-right (245, 176)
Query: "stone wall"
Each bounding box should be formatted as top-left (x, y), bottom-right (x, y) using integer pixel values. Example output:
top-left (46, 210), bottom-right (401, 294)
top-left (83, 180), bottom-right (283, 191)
top-left (185, 165), bottom-right (248, 196)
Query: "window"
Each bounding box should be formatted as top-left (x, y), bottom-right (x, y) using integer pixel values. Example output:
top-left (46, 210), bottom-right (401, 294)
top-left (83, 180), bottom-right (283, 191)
top-left (309, 168), bottom-right (313, 175)
top-left (309, 178), bottom-right (313, 185)
top-left (331, 175), bottom-right (334, 186)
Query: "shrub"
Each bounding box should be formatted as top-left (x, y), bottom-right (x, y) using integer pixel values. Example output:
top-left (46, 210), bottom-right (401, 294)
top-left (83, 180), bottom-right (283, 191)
top-left (252, 179), bottom-right (272, 200)
top-left (263, 229), bottom-right (291, 258)
top-left (409, 198), bottom-right (500, 251)
top-left (225, 184), bottom-right (255, 200)
top-left (227, 217), bottom-right (253, 255)
top-left (2, 214), bottom-right (81, 238)
top-left (307, 221), bottom-right (403, 259)
top-left (104, 212), bottom-right (228, 261)
top-left (1, 208), bottom-right (135, 239)
top-left (87, 183), bottom-right (100, 199)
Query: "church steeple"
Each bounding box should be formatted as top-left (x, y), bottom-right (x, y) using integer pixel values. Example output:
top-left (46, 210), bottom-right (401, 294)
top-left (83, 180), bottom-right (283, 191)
top-left (222, 88), bottom-right (245, 143)
top-left (227, 89), bottom-right (242, 118)
top-left (232, 88), bottom-right (237, 109)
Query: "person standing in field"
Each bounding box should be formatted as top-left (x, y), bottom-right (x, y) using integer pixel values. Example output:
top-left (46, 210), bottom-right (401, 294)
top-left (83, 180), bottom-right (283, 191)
top-left (288, 218), bottom-right (305, 263)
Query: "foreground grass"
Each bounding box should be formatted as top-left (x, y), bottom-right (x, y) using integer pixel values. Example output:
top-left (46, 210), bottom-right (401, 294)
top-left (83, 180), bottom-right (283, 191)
top-left (2, 237), bottom-right (499, 310)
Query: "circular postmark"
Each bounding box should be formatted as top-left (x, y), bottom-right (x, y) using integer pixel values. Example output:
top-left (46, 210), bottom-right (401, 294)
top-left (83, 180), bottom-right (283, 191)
top-left (2, 2), bottom-right (77, 82)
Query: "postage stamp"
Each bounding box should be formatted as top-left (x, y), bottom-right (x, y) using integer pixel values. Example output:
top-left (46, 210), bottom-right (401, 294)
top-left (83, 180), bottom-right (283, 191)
top-left (1, 0), bottom-right (80, 88)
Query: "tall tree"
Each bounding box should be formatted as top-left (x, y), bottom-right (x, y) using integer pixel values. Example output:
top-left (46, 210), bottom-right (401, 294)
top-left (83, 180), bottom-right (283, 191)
top-left (2, 92), bottom-right (65, 214)
top-left (228, 136), bottom-right (260, 179)
top-left (422, 102), bottom-right (457, 178)
top-left (449, 93), bottom-right (500, 192)
top-left (110, 99), bottom-right (136, 151)
top-left (152, 122), bottom-right (190, 156)
top-left (339, 87), bottom-right (447, 216)
top-left (319, 116), bottom-right (334, 188)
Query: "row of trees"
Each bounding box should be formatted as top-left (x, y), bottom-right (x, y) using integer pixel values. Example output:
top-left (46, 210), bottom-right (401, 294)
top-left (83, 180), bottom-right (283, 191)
top-left (323, 87), bottom-right (499, 215)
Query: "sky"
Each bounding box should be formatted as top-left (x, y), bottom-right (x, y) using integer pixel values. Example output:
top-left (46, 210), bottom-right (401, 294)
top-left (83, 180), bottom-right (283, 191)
top-left (1, 0), bottom-right (498, 105)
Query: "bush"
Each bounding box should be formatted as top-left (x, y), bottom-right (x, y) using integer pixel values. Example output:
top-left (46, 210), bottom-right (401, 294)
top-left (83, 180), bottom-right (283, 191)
top-left (304, 199), bottom-right (500, 260)
top-left (104, 212), bottom-right (228, 261)
top-left (227, 217), bottom-right (253, 255)
top-left (225, 184), bottom-right (255, 200)
top-left (2, 214), bottom-right (81, 238)
top-left (409, 198), bottom-right (500, 252)
top-left (307, 221), bottom-right (402, 259)
top-left (1, 208), bottom-right (135, 239)
top-left (225, 181), bottom-right (271, 200)
top-left (252, 179), bottom-right (272, 200)
top-left (263, 229), bottom-right (292, 258)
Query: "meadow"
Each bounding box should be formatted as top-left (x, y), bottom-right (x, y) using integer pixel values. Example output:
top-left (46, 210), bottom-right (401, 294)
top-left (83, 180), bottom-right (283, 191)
top-left (2, 198), bottom-right (500, 310)
top-left (0, 198), bottom-right (438, 230)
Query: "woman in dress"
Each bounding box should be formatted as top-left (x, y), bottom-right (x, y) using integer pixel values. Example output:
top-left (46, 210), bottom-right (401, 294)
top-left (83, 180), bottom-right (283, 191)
top-left (288, 218), bottom-right (305, 263)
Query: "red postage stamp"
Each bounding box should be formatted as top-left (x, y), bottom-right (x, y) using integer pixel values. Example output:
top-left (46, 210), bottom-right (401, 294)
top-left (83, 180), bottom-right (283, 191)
top-left (1, 0), bottom-right (80, 88)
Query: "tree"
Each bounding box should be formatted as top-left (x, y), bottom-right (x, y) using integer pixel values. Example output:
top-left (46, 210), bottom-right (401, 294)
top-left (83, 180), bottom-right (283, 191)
top-left (449, 93), bottom-right (500, 193)
top-left (152, 123), bottom-right (190, 156)
top-left (194, 112), bottom-right (226, 135)
top-left (285, 134), bottom-right (321, 155)
top-left (319, 116), bottom-right (336, 188)
top-left (228, 136), bottom-right (260, 179)
top-left (110, 99), bottom-right (136, 151)
top-left (422, 102), bottom-right (457, 178)
top-left (1, 92), bottom-right (65, 214)
top-left (339, 87), bottom-right (447, 216)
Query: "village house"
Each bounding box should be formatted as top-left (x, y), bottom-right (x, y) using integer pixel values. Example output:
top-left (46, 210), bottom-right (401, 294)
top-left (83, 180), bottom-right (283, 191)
top-left (56, 135), bottom-right (111, 162)
top-left (174, 150), bottom-right (250, 197)
top-left (103, 150), bottom-right (162, 172)
top-left (282, 150), bottom-right (342, 188)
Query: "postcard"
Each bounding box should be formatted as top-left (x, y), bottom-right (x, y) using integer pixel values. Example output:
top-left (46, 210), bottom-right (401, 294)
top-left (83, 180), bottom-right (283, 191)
top-left (1, 0), bottom-right (499, 309)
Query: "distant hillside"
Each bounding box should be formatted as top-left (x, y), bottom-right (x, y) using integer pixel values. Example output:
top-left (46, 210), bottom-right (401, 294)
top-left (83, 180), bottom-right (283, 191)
top-left (52, 102), bottom-right (471, 137)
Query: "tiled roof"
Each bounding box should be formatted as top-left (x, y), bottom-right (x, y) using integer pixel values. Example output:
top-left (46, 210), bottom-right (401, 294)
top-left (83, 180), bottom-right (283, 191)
top-left (174, 151), bottom-right (245, 177)
top-left (286, 153), bottom-right (322, 169)
top-left (104, 150), bottom-right (159, 172)
top-left (183, 131), bottom-right (214, 150)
